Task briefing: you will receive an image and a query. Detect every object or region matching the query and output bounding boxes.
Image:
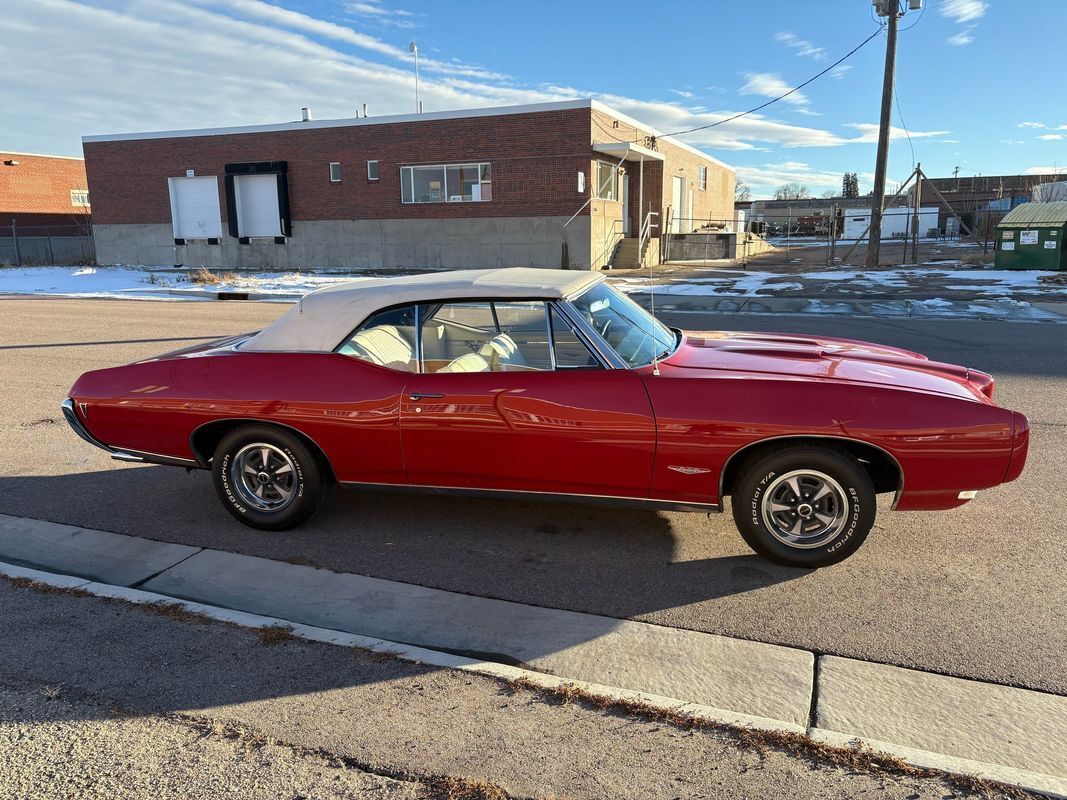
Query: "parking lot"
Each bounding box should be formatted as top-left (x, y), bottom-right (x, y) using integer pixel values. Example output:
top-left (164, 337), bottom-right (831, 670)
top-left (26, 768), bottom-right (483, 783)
top-left (1, 295), bottom-right (1065, 699)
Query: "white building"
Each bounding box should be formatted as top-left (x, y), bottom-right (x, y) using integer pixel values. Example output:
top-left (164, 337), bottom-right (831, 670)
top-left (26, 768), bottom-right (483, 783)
top-left (843, 207), bottom-right (940, 240)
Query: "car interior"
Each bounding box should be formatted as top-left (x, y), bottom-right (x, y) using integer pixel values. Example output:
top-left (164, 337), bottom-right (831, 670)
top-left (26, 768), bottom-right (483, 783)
top-left (337, 301), bottom-right (597, 373)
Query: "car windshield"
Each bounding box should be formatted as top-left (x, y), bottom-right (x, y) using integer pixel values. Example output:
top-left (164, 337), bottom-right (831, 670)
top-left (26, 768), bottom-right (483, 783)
top-left (568, 283), bottom-right (676, 368)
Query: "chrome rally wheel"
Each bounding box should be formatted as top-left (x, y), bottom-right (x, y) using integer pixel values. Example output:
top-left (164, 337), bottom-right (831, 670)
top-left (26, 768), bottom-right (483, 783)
top-left (760, 470), bottom-right (849, 550)
top-left (230, 443), bottom-right (298, 513)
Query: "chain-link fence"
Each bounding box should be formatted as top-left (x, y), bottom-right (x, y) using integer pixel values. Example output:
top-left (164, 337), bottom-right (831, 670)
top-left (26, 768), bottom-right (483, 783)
top-left (660, 212), bottom-right (997, 270)
top-left (0, 222), bottom-right (95, 266)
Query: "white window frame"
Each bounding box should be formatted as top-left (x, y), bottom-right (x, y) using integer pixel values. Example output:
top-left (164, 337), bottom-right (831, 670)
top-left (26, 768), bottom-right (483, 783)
top-left (329, 162), bottom-right (342, 183)
top-left (70, 189), bottom-right (90, 207)
top-left (594, 160), bottom-right (617, 201)
top-left (698, 165), bottom-right (708, 191)
top-left (400, 162), bottom-right (492, 204)
top-left (367, 160), bottom-right (379, 181)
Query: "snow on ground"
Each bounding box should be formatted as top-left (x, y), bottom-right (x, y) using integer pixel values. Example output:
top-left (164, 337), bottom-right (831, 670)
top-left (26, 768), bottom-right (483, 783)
top-left (0, 267), bottom-right (363, 301)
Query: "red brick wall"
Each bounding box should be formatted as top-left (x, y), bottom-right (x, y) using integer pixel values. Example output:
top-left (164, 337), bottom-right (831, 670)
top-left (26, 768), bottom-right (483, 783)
top-left (0, 213), bottom-right (92, 237)
top-left (83, 108), bottom-right (594, 225)
top-left (0, 152), bottom-right (91, 215)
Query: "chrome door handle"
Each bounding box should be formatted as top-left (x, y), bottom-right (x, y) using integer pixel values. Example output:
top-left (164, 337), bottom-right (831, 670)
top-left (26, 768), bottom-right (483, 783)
top-left (408, 392), bottom-right (445, 400)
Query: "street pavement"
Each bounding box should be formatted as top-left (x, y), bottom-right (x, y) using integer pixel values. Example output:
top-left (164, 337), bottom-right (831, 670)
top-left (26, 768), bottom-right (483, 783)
top-left (0, 577), bottom-right (1023, 799)
top-left (1, 296), bottom-right (1064, 699)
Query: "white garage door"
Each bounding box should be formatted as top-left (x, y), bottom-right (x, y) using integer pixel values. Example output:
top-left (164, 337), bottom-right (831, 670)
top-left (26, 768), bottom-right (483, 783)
top-left (234, 174), bottom-right (282, 237)
top-left (168, 176), bottom-right (222, 239)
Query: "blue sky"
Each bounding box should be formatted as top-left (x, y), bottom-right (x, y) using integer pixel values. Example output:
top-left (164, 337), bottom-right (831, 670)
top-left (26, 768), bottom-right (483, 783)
top-left (4, 0), bottom-right (1065, 198)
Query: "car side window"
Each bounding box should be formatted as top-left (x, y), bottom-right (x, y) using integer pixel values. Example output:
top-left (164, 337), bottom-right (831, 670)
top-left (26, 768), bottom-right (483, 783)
top-left (549, 305), bottom-right (601, 369)
top-left (420, 301), bottom-right (552, 373)
top-left (336, 305), bottom-right (417, 372)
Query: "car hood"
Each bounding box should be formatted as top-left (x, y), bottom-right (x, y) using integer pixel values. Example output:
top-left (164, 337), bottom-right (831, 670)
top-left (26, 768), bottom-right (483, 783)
top-left (662, 330), bottom-right (994, 401)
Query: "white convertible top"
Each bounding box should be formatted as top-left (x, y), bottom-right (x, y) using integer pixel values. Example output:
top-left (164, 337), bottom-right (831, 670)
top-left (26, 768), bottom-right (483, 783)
top-left (244, 268), bottom-right (605, 353)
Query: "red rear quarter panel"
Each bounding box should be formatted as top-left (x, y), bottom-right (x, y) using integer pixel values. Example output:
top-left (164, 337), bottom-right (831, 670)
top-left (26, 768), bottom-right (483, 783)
top-left (70, 352), bottom-right (406, 483)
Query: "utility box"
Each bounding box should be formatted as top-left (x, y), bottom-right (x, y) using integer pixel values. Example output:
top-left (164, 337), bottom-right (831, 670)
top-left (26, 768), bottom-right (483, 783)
top-left (995, 201), bottom-right (1067, 270)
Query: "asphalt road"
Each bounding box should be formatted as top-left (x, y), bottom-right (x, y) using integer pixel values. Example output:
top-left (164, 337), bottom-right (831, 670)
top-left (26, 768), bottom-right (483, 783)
top-left (1, 297), bottom-right (1064, 696)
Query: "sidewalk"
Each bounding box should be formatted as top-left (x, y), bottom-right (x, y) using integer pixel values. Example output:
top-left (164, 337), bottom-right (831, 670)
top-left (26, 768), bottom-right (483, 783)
top-left (0, 513), bottom-right (1063, 797)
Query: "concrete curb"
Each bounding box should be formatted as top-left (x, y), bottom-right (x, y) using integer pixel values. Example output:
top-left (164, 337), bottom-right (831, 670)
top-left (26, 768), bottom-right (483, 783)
top-left (3, 558), bottom-right (1063, 798)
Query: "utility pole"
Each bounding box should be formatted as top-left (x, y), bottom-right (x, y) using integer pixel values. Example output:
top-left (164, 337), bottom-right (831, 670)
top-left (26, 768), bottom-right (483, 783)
top-left (867, 0), bottom-right (901, 269)
top-left (911, 162), bottom-right (922, 264)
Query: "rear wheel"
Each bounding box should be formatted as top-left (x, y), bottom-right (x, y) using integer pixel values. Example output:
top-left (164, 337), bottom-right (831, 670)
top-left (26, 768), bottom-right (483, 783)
top-left (731, 446), bottom-right (875, 568)
top-left (212, 425), bottom-right (328, 530)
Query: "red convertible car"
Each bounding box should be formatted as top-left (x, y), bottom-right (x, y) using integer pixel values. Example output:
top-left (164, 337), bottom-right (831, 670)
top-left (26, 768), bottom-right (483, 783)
top-left (63, 268), bottom-right (1029, 567)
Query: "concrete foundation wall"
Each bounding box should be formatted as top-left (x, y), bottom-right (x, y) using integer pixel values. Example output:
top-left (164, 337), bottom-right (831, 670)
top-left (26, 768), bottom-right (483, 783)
top-left (93, 216), bottom-right (592, 271)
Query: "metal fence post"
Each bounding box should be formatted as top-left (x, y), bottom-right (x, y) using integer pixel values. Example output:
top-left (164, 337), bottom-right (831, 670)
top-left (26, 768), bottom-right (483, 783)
top-left (11, 219), bottom-right (20, 267)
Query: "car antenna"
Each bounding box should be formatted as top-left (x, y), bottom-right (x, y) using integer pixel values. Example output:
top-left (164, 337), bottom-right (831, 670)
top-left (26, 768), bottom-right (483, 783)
top-left (649, 231), bottom-right (660, 376)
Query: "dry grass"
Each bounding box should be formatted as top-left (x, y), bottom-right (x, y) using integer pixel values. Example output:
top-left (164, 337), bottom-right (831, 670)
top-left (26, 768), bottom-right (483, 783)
top-left (257, 624), bottom-right (297, 646)
top-left (187, 267), bottom-right (239, 285)
top-left (1038, 273), bottom-right (1067, 286)
top-left (418, 777), bottom-right (508, 800)
top-left (958, 252), bottom-right (995, 266)
top-left (6, 575), bottom-right (94, 598)
top-left (38, 684), bottom-right (63, 700)
top-left (502, 678), bottom-right (1031, 799)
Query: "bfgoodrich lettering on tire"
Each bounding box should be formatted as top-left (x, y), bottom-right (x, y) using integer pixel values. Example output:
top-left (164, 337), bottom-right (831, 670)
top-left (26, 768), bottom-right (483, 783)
top-left (731, 445), bottom-right (876, 568)
top-left (212, 425), bottom-right (328, 531)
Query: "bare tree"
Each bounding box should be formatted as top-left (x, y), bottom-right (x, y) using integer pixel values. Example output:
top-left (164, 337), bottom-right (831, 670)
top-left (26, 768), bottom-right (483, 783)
top-left (774, 183), bottom-right (811, 201)
top-left (735, 181), bottom-right (752, 202)
top-left (821, 189), bottom-right (837, 199)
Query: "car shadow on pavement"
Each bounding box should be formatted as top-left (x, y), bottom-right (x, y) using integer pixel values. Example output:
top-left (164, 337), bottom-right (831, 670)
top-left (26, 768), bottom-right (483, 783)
top-left (0, 465), bottom-right (807, 619)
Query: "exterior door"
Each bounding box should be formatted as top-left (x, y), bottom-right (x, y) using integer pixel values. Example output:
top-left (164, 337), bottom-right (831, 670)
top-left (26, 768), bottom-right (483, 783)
top-left (671, 175), bottom-right (685, 233)
top-left (399, 300), bottom-right (656, 497)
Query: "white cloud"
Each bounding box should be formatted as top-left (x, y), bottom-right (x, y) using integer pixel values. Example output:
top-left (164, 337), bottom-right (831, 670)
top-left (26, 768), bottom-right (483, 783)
top-left (948, 29), bottom-right (975, 46)
top-left (670, 89), bottom-right (696, 99)
top-left (844, 123), bottom-right (952, 143)
top-left (940, 0), bottom-right (988, 23)
top-left (734, 161), bottom-right (875, 198)
top-left (740, 73), bottom-right (809, 106)
top-left (2, 0), bottom-right (945, 162)
top-left (1018, 122), bottom-right (1047, 129)
top-left (1039, 134), bottom-right (1065, 141)
top-left (795, 108), bottom-right (823, 117)
top-left (828, 65), bottom-right (853, 80)
top-left (939, 139), bottom-right (961, 144)
top-left (1001, 140), bottom-right (1026, 145)
top-left (775, 32), bottom-right (826, 61)
top-left (1026, 167), bottom-right (1067, 176)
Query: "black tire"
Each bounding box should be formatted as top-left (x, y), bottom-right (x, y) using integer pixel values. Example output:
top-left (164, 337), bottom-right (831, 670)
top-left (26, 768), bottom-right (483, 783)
top-left (212, 425), bottom-right (328, 531)
top-left (730, 446), bottom-right (876, 568)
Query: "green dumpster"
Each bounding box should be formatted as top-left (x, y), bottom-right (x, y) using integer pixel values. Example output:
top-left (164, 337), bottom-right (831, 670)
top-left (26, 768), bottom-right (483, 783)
top-left (994, 201), bottom-right (1067, 270)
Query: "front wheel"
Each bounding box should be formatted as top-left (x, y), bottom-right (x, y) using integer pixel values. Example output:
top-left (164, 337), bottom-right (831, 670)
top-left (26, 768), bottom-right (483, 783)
top-left (212, 425), bottom-right (328, 530)
top-left (731, 446), bottom-right (876, 568)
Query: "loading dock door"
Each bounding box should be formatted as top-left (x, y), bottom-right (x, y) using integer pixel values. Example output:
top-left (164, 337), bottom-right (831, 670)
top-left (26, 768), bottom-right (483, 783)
top-left (167, 176), bottom-right (222, 239)
top-left (234, 173), bottom-right (282, 237)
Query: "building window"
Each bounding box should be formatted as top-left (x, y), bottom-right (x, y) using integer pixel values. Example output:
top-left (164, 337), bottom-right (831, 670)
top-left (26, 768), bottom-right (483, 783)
top-left (595, 161), bottom-right (617, 201)
top-left (698, 166), bottom-right (708, 191)
top-left (329, 162), bottom-right (341, 182)
top-left (70, 189), bottom-right (90, 207)
top-left (400, 162), bottom-right (492, 203)
top-left (367, 160), bottom-right (379, 181)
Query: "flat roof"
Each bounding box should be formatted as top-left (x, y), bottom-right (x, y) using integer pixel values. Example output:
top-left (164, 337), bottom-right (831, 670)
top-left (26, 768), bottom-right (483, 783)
top-left (81, 98), bottom-right (732, 171)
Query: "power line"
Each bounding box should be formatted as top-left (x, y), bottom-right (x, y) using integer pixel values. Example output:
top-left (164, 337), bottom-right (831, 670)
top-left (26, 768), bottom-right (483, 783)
top-left (647, 28), bottom-right (883, 141)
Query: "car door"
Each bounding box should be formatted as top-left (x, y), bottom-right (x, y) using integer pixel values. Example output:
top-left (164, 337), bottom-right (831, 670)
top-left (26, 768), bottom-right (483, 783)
top-left (400, 299), bottom-right (656, 498)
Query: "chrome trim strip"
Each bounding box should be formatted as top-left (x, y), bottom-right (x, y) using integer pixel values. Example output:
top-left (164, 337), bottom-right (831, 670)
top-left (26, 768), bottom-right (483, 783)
top-left (339, 479), bottom-right (722, 513)
top-left (108, 448), bottom-right (199, 468)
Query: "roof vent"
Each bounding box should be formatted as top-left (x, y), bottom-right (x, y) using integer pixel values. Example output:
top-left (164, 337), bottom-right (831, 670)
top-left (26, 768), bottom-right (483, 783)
top-left (2, 159), bottom-right (18, 166)
top-left (301, 107), bottom-right (312, 122)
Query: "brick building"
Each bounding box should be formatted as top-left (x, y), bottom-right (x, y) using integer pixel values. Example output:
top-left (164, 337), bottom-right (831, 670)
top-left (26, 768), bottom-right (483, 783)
top-left (0, 151), bottom-right (91, 235)
top-left (82, 99), bottom-right (734, 270)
